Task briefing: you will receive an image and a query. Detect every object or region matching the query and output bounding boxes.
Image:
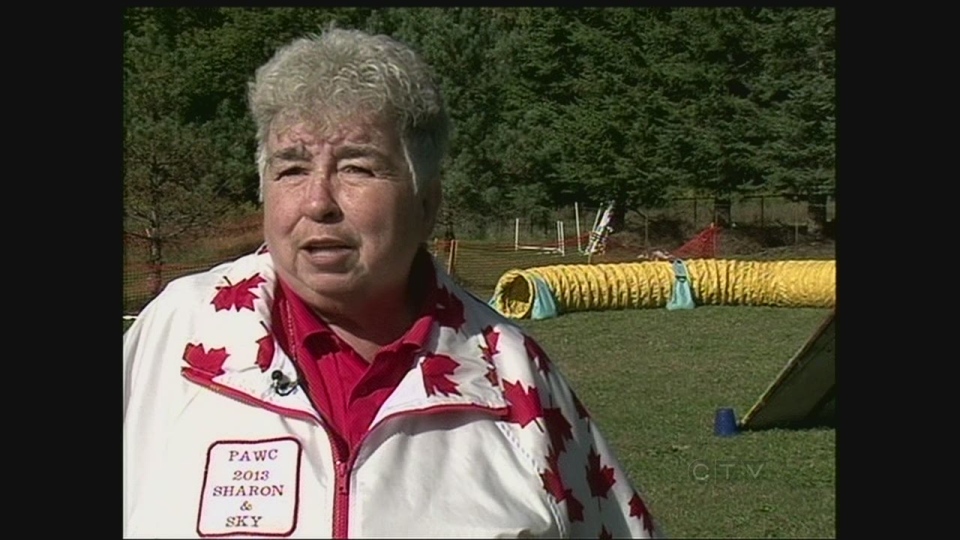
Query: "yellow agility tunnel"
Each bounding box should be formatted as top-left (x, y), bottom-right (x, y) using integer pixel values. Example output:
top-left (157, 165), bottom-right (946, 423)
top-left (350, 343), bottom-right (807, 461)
top-left (490, 259), bottom-right (835, 319)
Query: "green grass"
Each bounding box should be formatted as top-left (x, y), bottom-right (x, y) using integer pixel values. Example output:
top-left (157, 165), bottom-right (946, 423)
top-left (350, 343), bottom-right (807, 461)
top-left (517, 306), bottom-right (835, 538)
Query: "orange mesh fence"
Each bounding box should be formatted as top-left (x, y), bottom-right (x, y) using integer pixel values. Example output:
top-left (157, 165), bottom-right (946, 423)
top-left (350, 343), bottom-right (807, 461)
top-left (124, 197), bottom-right (832, 316)
top-left (672, 223), bottom-right (720, 259)
top-left (121, 223), bottom-right (755, 316)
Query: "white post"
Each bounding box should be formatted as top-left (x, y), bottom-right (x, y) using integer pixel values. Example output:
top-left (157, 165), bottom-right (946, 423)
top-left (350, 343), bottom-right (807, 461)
top-left (575, 202), bottom-right (582, 253)
top-left (558, 221), bottom-right (565, 256)
top-left (587, 207), bottom-right (602, 254)
top-left (556, 221), bottom-right (560, 256)
top-left (514, 218), bottom-right (520, 251)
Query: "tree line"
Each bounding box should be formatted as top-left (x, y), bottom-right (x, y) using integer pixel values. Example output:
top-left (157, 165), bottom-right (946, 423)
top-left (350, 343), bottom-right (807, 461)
top-left (123, 7), bottom-right (834, 270)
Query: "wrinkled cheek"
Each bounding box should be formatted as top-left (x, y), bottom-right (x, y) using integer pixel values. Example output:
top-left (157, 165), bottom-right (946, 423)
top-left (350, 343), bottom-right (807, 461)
top-left (262, 210), bottom-right (297, 263)
top-left (262, 215), bottom-right (281, 246)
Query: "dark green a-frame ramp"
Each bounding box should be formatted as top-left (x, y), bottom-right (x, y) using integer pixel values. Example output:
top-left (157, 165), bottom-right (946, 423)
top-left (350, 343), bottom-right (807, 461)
top-left (740, 310), bottom-right (835, 430)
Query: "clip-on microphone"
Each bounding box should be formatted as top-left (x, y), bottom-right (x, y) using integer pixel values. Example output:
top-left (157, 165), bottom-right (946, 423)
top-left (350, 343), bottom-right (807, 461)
top-left (271, 370), bottom-right (298, 396)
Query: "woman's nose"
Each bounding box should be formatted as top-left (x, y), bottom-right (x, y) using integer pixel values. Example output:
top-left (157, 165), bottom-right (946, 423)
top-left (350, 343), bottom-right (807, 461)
top-left (301, 172), bottom-right (343, 223)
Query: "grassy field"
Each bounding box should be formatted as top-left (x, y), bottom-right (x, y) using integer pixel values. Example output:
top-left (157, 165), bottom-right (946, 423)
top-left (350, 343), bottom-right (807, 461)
top-left (517, 306), bottom-right (834, 538)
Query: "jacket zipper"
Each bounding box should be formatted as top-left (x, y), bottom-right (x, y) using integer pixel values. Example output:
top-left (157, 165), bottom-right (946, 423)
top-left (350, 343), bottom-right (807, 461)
top-left (333, 458), bottom-right (350, 537)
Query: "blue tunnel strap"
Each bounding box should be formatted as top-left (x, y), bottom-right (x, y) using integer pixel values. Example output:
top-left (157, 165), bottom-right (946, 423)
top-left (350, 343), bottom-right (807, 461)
top-left (667, 259), bottom-right (696, 310)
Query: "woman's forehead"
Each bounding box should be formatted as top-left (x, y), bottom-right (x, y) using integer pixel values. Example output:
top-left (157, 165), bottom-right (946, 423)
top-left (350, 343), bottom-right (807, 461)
top-left (268, 112), bottom-right (400, 149)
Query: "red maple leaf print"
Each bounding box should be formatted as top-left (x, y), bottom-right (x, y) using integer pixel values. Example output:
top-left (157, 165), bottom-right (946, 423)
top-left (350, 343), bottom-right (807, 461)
top-left (255, 334), bottom-right (274, 372)
top-left (541, 446), bottom-right (566, 499)
top-left (503, 379), bottom-right (544, 429)
top-left (211, 274), bottom-right (266, 312)
top-left (539, 452), bottom-right (585, 523)
top-left (485, 367), bottom-right (499, 387)
top-left (523, 335), bottom-right (552, 376)
top-left (480, 325), bottom-right (500, 364)
top-left (540, 465), bottom-right (566, 502)
top-left (421, 353), bottom-right (461, 397)
top-left (545, 445), bottom-right (562, 470)
top-left (586, 447), bottom-right (617, 499)
top-left (435, 286), bottom-right (465, 331)
top-left (183, 343), bottom-right (230, 377)
top-left (573, 392), bottom-right (591, 422)
top-left (544, 407), bottom-right (574, 454)
top-left (629, 492), bottom-right (655, 536)
top-left (598, 525), bottom-right (613, 540)
top-left (566, 491), bottom-right (585, 522)
top-left (254, 321), bottom-right (274, 372)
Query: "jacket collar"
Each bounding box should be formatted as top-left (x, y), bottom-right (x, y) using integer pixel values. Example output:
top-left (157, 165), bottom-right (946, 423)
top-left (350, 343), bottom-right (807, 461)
top-left (179, 246), bottom-right (509, 424)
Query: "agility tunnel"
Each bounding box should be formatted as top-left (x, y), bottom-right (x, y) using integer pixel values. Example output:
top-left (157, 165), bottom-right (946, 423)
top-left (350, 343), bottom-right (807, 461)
top-left (489, 259), bottom-right (835, 319)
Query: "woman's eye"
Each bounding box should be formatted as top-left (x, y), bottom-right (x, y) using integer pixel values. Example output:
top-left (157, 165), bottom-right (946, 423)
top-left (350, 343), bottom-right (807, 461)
top-left (341, 165), bottom-right (373, 176)
top-left (278, 167), bottom-right (308, 178)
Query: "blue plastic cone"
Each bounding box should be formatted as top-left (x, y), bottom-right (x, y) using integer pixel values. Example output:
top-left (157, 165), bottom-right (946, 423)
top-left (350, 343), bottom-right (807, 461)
top-left (714, 407), bottom-right (739, 436)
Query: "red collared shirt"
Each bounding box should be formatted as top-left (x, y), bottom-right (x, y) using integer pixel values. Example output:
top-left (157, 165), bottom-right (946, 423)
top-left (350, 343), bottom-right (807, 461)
top-left (272, 252), bottom-right (437, 459)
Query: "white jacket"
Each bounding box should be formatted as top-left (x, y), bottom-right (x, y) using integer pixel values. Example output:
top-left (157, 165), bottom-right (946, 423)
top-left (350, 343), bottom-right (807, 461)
top-left (123, 248), bottom-right (662, 538)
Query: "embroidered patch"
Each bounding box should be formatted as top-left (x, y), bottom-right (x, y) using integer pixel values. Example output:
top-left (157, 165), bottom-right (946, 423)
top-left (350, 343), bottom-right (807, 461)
top-left (196, 437), bottom-right (301, 537)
